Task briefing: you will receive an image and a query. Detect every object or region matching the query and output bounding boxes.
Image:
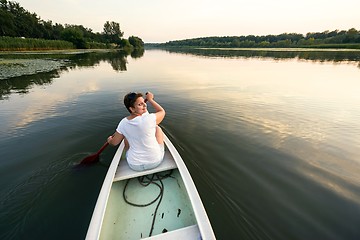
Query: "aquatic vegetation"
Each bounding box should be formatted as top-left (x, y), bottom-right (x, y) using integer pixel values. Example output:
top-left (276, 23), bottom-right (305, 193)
top-left (0, 59), bottom-right (67, 80)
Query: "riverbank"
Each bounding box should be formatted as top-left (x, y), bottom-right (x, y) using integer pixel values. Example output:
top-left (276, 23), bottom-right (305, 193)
top-left (300, 43), bottom-right (360, 49)
top-left (148, 46), bottom-right (360, 52)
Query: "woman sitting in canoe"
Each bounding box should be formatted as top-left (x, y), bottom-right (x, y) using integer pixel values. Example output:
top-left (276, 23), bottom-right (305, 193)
top-left (107, 91), bottom-right (166, 171)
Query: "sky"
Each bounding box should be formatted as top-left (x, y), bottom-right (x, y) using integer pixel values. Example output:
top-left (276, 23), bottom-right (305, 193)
top-left (14, 0), bottom-right (360, 43)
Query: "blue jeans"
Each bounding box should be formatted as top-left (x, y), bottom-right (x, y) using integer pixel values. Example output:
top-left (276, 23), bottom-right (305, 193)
top-left (128, 144), bottom-right (165, 171)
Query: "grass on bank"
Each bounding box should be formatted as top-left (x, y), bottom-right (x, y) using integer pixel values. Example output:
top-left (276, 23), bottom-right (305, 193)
top-left (0, 36), bottom-right (75, 51)
top-left (0, 36), bottom-right (113, 51)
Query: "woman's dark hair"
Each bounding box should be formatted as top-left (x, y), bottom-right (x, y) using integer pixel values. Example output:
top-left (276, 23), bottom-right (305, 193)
top-left (124, 92), bottom-right (143, 113)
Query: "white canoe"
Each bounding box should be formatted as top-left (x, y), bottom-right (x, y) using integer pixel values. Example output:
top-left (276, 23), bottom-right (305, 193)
top-left (85, 134), bottom-right (216, 240)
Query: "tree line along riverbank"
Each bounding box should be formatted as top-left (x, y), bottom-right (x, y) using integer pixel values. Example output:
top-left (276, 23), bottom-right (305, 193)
top-left (152, 28), bottom-right (360, 50)
top-left (0, 0), bottom-right (143, 51)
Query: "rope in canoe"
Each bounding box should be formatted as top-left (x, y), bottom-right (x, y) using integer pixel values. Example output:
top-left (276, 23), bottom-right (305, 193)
top-left (123, 170), bottom-right (174, 237)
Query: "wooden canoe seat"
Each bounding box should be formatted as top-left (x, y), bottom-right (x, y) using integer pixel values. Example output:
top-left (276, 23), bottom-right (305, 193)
top-left (141, 224), bottom-right (200, 240)
top-left (113, 150), bottom-right (177, 182)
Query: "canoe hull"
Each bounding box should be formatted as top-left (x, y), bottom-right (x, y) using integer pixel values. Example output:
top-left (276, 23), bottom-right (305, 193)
top-left (101, 169), bottom-right (197, 239)
top-left (85, 134), bottom-right (215, 240)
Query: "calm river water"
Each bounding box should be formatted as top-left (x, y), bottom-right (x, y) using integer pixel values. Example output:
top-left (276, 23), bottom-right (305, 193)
top-left (1, 48), bottom-right (360, 240)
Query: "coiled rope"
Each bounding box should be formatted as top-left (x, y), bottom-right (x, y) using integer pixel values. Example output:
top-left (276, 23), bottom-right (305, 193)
top-left (123, 170), bottom-right (173, 237)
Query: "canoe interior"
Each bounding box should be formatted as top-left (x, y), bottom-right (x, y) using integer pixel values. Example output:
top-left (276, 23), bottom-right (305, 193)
top-left (100, 169), bottom-right (197, 240)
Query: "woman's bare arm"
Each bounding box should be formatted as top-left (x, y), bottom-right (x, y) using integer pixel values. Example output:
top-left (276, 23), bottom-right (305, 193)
top-left (146, 92), bottom-right (165, 125)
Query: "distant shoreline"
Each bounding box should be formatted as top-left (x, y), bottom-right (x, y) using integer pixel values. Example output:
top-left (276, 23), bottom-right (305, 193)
top-left (193, 47), bottom-right (360, 52)
top-left (2, 46), bottom-right (360, 53)
top-left (149, 30), bottom-right (360, 50)
top-left (146, 45), bottom-right (360, 51)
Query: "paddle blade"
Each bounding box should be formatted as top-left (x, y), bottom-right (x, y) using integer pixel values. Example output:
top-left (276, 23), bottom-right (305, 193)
top-left (79, 142), bottom-right (109, 165)
top-left (80, 153), bottom-right (100, 164)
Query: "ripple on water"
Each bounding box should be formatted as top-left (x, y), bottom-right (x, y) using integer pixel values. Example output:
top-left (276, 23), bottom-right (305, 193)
top-left (0, 152), bottom-right (104, 239)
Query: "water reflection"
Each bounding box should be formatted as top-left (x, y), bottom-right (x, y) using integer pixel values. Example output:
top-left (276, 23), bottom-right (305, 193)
top-left (1, 48), bottom-right (360, 239)
top-left (130, 48), bottom-right (145, 59)
top-left (0, 50), bottom-right (144, 100)
top-left (159, 47), bottom-right (360, 67)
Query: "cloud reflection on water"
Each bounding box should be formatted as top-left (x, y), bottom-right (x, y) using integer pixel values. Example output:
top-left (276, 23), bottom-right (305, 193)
top-left (2, 62), bottom-right (113, 133)
top-left (151, 50), bottom-right (360, 198)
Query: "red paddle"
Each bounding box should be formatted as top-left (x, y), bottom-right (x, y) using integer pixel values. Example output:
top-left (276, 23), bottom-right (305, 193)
top-left (80, 142), bottom-right (109, 164)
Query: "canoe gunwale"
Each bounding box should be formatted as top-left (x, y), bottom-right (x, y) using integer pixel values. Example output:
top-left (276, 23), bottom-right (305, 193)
top-left (85, 141), bottom-right (125, 240)
top-left (163, 135), bottom-right (215, 240)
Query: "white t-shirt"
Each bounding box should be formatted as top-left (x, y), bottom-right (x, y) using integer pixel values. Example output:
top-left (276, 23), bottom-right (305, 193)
top-left (116, 112), bottom-right (162, 166)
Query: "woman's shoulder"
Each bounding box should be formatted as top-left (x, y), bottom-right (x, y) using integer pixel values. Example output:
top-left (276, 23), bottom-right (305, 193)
top-left (120, 112), bottom-right (154, 123)
top-left (143, 112), bottom-right (156, 120)
top-left (118, 116), bottom-right (130, 126)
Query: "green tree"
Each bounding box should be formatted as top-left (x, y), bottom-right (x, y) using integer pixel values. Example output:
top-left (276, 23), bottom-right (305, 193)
top-left (103, 21), bottom-right (123, 45)
top-left (119, 38), bottom-right (132, 50)
top-left (61, 27), bottom-right (87, 48)
top-left (343, 28), bottom-right (359, 43)
top-left (0, 5), bottom-right (15, 36)
top-left (0, 1), bottom-right (145, 50)
top-left (231, 38), bottom-right (241, 47)
top-left (128, 36), bottom-right (144, 48)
